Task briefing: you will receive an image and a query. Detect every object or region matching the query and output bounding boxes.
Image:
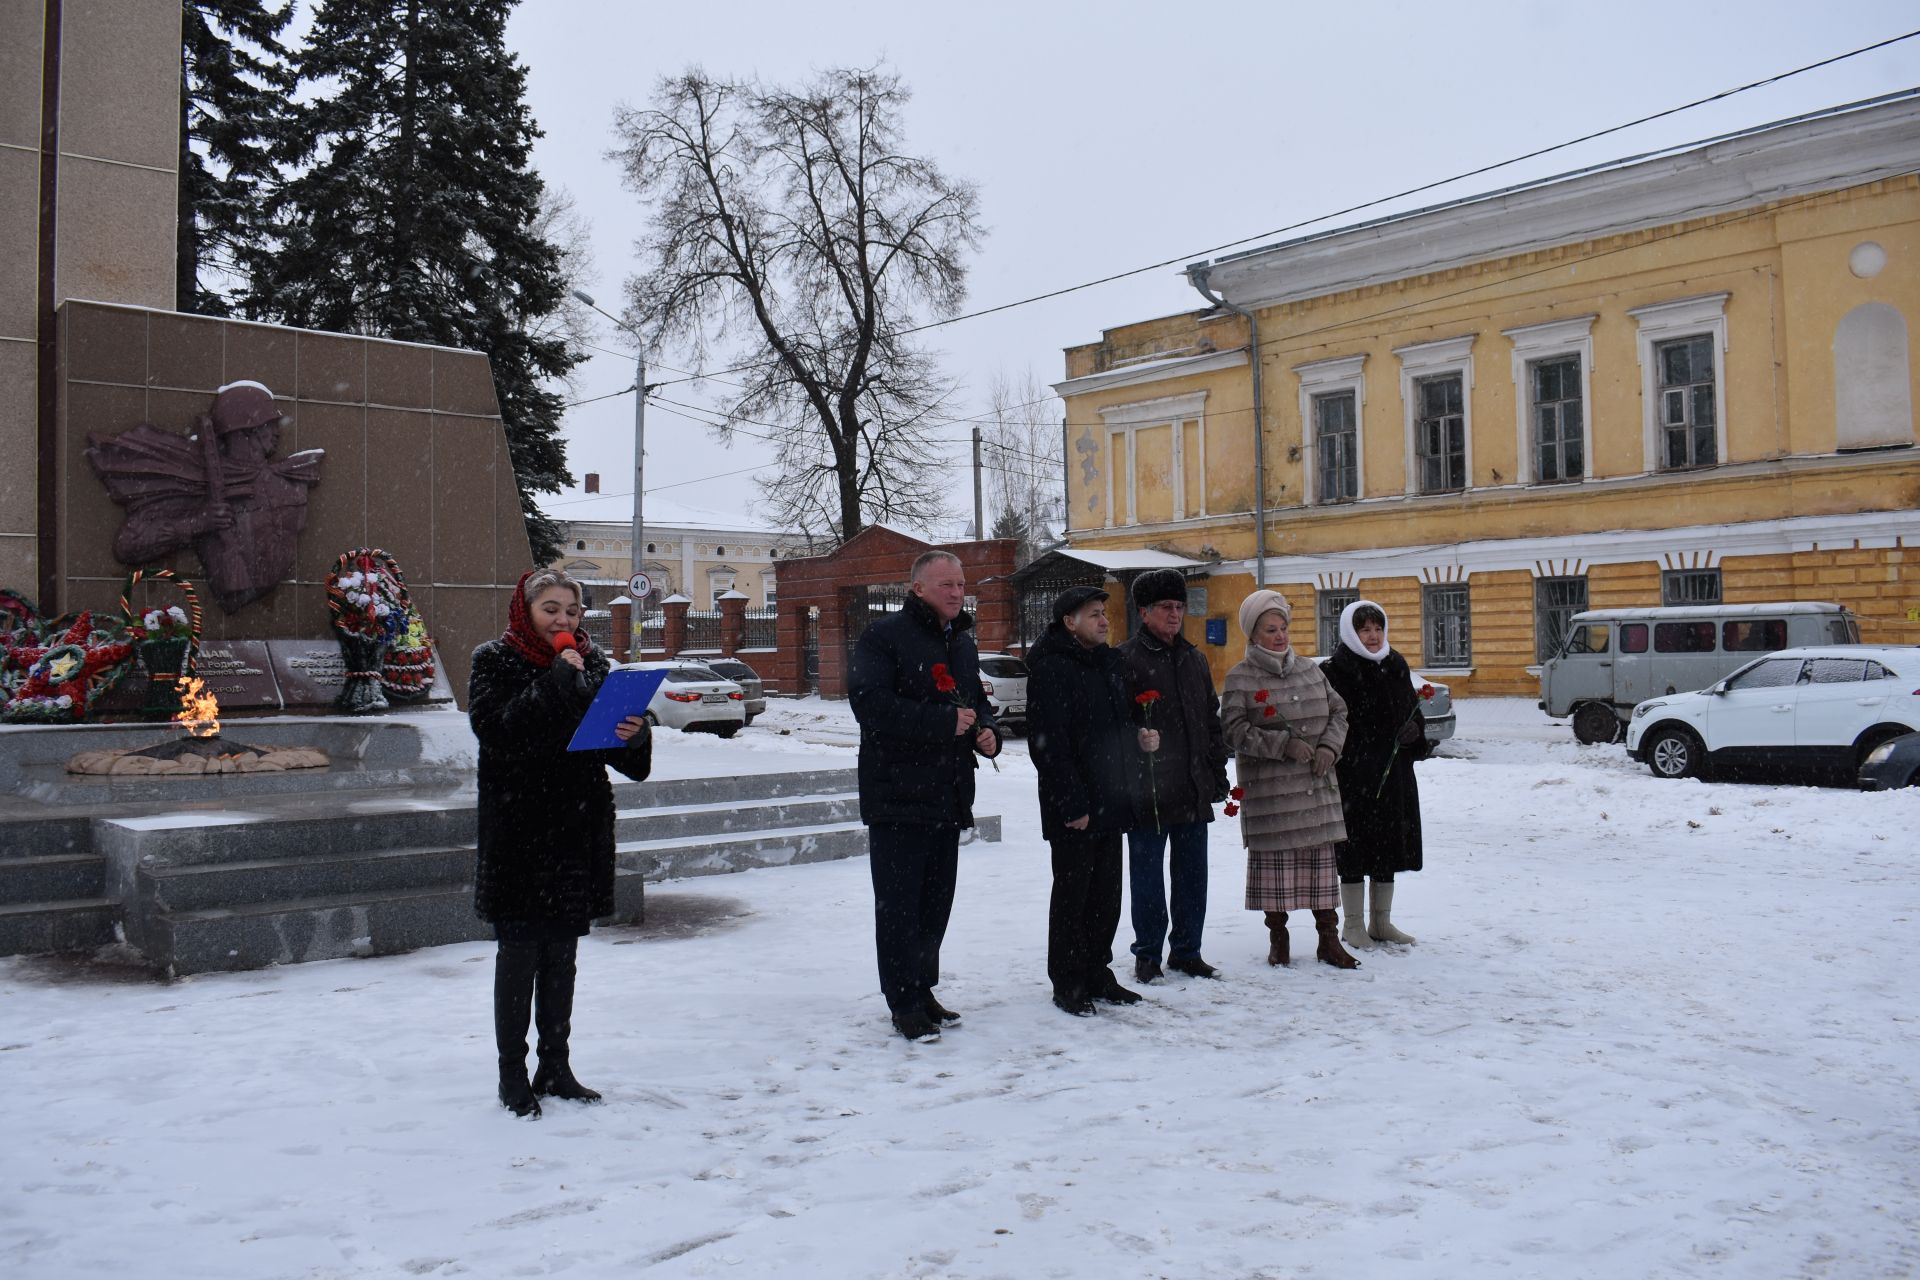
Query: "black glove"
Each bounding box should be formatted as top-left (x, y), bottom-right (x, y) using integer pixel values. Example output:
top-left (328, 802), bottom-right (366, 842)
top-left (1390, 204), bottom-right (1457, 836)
top-left (548, 654), bottom-right (593, 707)
top-left (1395, 718), bottom-right (1423, 747)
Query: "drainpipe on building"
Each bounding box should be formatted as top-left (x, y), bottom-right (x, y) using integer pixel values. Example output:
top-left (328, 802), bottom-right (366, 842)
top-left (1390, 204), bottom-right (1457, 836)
top-left (1185, 263), bottom-right (1268, 588)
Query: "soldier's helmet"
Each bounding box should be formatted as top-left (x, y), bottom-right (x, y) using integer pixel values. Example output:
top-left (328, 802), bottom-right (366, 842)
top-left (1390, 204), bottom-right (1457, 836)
top-left (210, 381), bottom-right (284, 435)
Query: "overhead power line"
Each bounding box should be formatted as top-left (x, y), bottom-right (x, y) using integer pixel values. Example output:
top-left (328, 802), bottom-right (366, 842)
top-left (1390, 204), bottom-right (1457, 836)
top-left (635, 32), bottom-right (1919, 394)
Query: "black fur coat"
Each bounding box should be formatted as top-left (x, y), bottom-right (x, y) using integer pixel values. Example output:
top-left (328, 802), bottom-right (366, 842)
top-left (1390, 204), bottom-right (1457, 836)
top-left (468, 640), bottom-right (651, 931)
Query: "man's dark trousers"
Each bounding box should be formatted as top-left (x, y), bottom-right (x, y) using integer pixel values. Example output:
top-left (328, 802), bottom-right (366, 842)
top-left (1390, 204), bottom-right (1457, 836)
top-left (867, 822), bottom-right (961, 1012)
top-left (1047, 829), bottom-right (1123, 992)
top-left (1127, 820), bottom-right (1209, 963)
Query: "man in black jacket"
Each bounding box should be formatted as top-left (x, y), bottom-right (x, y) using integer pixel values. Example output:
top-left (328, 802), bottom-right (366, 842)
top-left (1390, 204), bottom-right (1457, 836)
top-left (1027, 586), bottom-right (1156, 1016)
top-left (1117, 568), bottom-right (1231, 982)
top-left (849, 550), bottom-right (1002, 1043)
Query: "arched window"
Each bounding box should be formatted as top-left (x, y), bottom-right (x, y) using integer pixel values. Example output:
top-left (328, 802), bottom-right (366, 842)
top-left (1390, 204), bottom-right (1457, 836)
top-left (575, 540), bottom-right (585, 551)
top-left (1835, 303), bottom-right (1915, 450)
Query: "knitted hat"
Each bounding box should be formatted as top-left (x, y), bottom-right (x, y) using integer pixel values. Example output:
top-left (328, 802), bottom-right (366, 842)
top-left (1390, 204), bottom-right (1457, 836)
top-left (1237, 588), bottom-right (1292, 638)
top-left (1131, 568), bottom-right (1188, 611)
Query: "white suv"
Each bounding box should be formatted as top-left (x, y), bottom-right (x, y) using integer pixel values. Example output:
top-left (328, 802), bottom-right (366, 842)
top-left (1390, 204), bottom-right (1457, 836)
top-left (1626, 645), bottom-right (1919, 781)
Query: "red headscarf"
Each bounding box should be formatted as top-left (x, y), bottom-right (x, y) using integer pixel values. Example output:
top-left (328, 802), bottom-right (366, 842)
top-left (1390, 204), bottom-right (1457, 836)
top-left (500, 570), bottom-right (593, 668)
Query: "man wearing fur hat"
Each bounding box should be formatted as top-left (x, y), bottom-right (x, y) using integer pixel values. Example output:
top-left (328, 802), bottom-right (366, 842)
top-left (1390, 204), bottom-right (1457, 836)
top-left (1116, 567), bottom-right (1231, 981)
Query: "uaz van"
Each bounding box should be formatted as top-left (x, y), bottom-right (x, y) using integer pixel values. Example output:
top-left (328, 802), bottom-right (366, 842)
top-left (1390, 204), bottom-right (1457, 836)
top-left (1539, 602), bottom-right (1859, 743)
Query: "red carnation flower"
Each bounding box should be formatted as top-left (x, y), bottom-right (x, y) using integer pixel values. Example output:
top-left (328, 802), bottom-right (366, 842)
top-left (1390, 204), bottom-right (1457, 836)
top-left (1230, 785), bottom-right (1244, 800)
top-left (1262, 705), bottom-right (1276, 718)
top-left (1135, 690), bottom-right (1161, 705)
top-left (1223, 802), bottom-right (1239, 817)
top-left (931, 662), bottom-right (958, 694)
top-left (1420, 683), bottom-right (1436, 700)
top-left (1253, 689), bottom-right (1269, 703)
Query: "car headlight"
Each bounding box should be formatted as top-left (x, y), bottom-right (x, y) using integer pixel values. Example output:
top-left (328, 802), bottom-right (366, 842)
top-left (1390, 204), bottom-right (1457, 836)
top-left (1865, 741), bottom-right (1899, 766)
top-left (1632, 701), bottom-right (1665, 719)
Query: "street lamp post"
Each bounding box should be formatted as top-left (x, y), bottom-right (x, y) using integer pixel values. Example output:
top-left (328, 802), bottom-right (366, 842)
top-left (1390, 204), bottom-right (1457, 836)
top-left (572, 289), bottom-right (647, 658)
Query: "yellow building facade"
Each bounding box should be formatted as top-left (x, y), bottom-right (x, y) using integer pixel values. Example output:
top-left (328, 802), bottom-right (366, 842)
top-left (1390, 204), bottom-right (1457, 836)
top-left (1055, 95), bottom-right (1920, 697)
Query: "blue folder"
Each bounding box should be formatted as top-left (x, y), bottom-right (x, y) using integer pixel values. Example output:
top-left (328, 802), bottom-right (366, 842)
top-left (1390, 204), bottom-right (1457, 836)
top-left (566, 668), bottom-right (670, 751)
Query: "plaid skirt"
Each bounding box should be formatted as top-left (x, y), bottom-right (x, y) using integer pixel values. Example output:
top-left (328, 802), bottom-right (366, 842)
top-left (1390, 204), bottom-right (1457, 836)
top-left (1244, 842), bottom-right (1338, 912)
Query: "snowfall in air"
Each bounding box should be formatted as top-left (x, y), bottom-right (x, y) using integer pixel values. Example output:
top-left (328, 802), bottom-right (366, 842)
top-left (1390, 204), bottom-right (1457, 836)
top-left (2, 698), bottom-right (1916, 1279)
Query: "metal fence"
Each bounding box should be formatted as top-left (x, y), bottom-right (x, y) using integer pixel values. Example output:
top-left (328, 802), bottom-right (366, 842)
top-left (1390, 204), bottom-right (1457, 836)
top-left (684, 609), bottom-right (723, 652)
top-left (637, 612), bottom-right (664, 652)
top-left (743, 605), bottom-right (777, 650)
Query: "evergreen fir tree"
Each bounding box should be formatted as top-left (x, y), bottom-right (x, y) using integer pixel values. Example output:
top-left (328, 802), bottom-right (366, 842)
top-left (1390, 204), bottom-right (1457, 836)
top-left (179, 0), bottom-right (293, 316)
top-left (990, 504), bottom-right (1033, 565)
top-left (250, 0), bottom-right (577, 563)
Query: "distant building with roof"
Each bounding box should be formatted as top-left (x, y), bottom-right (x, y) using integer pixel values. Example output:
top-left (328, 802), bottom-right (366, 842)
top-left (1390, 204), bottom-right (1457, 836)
top-left (1052, 91), bottom-right (1920, 694)
top-left (540, 474), bottom-right (816, 610)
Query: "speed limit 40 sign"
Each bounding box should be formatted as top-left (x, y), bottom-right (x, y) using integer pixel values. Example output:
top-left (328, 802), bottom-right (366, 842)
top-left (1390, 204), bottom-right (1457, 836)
top-left (627, 571), bottom-right (653, 599)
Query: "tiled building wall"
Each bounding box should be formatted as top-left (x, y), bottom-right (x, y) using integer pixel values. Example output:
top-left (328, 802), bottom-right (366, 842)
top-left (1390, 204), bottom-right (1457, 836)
top-left (50, 301), bottom-right (534, 702)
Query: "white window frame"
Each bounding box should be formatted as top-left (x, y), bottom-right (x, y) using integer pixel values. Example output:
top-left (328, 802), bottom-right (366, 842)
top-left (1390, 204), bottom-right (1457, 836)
top-left (1294, 354), bottom-right (1367, 505)
top-left (1099, 391), bottom-right (1208, 527)
top-left (1394, 335), bottom-right (1476, 496)
top-left (1628, 293), bottom-right (1729, 474)
top-left (1503, 315), bottom-right (1596, 486)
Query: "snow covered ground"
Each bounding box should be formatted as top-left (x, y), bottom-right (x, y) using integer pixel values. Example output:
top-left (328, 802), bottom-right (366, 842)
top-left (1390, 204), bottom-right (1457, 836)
top-left (3, 697), bottom-right (1917, 1279)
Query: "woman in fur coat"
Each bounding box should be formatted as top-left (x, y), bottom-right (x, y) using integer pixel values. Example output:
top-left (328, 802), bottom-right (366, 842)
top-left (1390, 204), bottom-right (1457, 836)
top-left (1321, 600), bottom-right (1431, 951)
top-left (1220, 589), bottom-right (1358, 969)
top-left (469, 568), bottom-right (651, 1118)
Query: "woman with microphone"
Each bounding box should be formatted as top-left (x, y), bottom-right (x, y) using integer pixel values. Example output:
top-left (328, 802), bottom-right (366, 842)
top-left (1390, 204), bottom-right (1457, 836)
top-left (468, 568), bottom-right (650, 1118)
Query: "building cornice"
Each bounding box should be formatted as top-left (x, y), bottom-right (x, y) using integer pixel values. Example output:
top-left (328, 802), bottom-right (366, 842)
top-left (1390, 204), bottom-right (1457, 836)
top-left (1066, 447), bottom-right (1920, 550)
top-left (1200, 93), bottom-right (1920, 311)
top-left (1053, 348), bottom-right (1247, 398)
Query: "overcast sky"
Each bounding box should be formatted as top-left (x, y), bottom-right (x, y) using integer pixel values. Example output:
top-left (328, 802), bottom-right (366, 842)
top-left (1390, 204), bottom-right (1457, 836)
top-left (505, 0), bottom-right (1920, 535)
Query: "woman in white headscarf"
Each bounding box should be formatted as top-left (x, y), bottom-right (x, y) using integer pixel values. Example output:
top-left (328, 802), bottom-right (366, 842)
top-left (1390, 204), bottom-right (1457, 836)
top-left (1220, 589), bottom-right (1357, 969)
top-left (1320, 600), bottom-right (1431, 951)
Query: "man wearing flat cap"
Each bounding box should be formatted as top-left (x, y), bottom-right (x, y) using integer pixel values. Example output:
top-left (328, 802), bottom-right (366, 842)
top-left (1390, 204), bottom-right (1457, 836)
top-left (1118, 567), bottom-right (1231, 981)
top-left (1025, 584), bottom-right (1157, 1015)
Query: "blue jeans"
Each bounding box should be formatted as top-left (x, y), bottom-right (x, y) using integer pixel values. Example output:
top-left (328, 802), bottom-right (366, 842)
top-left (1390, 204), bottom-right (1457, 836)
top-left (1127, 821), bottom-right (1209, 962)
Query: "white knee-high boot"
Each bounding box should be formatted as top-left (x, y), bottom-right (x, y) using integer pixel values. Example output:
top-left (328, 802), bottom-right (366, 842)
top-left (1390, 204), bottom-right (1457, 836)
top-left (1368, 880), bottom-right (1416, 944)
top-left (1339, 882), bottom-right (1374, 949)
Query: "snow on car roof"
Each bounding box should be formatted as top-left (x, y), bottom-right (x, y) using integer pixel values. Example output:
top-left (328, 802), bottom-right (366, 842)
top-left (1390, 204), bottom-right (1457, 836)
top-left (1569, 602), bottom-right (1850, 621)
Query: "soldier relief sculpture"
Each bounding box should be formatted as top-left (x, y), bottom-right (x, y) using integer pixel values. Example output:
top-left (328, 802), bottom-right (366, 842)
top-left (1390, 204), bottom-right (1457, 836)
top-left (86, 382), bottom-right (324, 612)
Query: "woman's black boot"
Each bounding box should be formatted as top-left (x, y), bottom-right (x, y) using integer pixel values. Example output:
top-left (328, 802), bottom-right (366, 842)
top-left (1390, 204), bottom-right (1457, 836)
top-left (530, 937), bottom-right (602, 1102)
top-left (494, 940), bottom-right (542, 1118)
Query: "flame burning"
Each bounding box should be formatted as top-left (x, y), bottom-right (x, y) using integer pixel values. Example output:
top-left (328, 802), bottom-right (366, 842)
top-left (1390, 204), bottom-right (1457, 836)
top-left (173, 676), bottom-right (221, 738)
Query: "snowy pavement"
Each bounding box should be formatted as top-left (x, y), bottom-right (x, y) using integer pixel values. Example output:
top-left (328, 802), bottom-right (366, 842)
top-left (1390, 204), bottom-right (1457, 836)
top-left (3, 698), bottom-right (1917, 1279)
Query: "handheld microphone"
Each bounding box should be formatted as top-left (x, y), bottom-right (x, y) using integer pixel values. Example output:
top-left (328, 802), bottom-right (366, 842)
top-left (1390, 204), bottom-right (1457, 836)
top-left (549, 631), bottom-right (590, 701)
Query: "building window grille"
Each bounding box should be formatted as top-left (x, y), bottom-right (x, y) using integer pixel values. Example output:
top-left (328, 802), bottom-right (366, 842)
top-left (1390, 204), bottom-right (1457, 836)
top-left (1415, 374), bottom-right (1467, 493)
top-left (1657, 336), bottom-right (1717, 469)
top-left (1317, 589), bottom-right (1358, 656)
top-left (1423, 583), bottom-right (1471, 667)
top-left (1662, 568), bottom-right (1722, 606)
top-left (1535, 575), bottom-right (1588, 662)
top-left (1314, 392), bottom-right (1358, 502)
top-left (1531, 356), bottom-right (1584, 483)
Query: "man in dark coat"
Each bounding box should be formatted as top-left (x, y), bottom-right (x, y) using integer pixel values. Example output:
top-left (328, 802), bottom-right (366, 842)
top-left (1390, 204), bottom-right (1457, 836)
top-left (1027, 586), bottom-right (1154, 1016)
top-left (848, 550), bottom-right (1002, 1043)
top-left (1117, 567), bottom-right (1231, 981)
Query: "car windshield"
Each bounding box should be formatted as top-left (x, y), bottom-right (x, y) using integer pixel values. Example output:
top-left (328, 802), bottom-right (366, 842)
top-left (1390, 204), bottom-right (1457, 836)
top-left (978, 658), bottom-right (1028, 677)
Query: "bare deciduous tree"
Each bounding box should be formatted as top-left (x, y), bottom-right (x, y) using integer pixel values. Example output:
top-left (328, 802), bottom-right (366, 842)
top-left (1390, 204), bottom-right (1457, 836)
top-left (610, 65), bottom-right (985, 541)
top-left (983, 368), bottom-right (1064, 565)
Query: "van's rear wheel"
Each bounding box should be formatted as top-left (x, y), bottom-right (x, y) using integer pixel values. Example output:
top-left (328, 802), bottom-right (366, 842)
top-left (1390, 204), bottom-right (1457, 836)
top-left (1646, 726), bottom-right (1703, 779)
top-left (1572, 703), bottom-right (1621, 745)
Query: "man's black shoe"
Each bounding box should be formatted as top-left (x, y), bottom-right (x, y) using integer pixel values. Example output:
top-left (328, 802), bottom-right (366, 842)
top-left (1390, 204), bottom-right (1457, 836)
top-left (1134, 955), bottom-right (1164, 984)
top-left (1052, 987), bottom-right (1097, 1017)
top-left (891, 1007), bottom-right (942, 1042)
top-left (1089, 970), bottom-right (1144, 1004)
top-left (1167, 955), bottom-right (1221, 980)
top-left (922, 993), bottom-right (962, 1026)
